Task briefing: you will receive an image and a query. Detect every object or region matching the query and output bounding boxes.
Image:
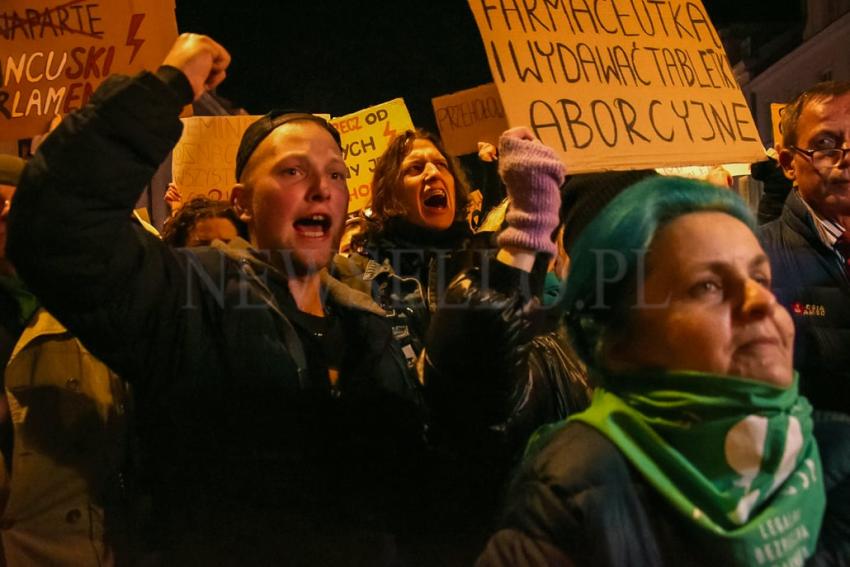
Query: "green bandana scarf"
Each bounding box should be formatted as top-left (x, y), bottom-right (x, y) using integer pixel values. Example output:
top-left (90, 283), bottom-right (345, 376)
top-left (569, 371), bottom-right (825, 566)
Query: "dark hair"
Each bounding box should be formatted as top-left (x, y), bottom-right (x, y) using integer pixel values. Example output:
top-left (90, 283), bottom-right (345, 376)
top-left (162, 196), bottom-right (247, 247)
top-left (363, 129), bottom-right (471, 238)
top-left (563, 176), bottom-right (756, 368)
top-left (781, 80), bottom-right (850, 148)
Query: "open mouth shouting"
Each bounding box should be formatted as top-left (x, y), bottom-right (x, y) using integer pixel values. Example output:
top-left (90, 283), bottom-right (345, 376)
top-left (293, 213), bottom-right (332, 238)
top-left (422, 187), bottom-right (449, 211)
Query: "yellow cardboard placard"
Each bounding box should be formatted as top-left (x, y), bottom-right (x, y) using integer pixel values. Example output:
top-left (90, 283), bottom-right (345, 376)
top-left (0, 0), bottom-right (178, 140)
top-left (432, 83), bottom-right (508, 156)
top-left (330, 98), bottom-right (414, 213)
top-left (467, 0), bottom-right (765, 172)
top-left (172, 115), bottom-right (260, 202)
top-left (770, 103), bottom-right (787, 149)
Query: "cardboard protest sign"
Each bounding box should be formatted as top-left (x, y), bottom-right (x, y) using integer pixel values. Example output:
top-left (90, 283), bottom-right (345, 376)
top-left (172, 115), bottom-right (259, 202)
top-left (657, 163), bottom-right (751, 178)
top-left (330, 98), bottom-right (414, 213)
top-left (770, 103), bottom-right (787, 148)
top-left (432, 83), bottom-right (508, 156)
top-left (467, 0), bottom-right (765, 172)
top-left (0, 0), bottom-right (178, 140)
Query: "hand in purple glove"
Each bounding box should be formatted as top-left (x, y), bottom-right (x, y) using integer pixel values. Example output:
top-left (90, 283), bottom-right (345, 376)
top-left (497, 127), bottom-right (565, 257)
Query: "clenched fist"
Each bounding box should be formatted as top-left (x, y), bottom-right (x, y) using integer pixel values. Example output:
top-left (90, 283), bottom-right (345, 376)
top-left (162, 33), bottom-right (231, 101)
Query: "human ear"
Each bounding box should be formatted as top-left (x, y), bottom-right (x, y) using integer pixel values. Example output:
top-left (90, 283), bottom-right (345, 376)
top-left (777, 147), bottom-right (797, 184)
top-left (231, 183), bottom-right (253, 223)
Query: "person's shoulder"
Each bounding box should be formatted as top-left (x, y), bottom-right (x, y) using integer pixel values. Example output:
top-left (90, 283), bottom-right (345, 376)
top-left (759, 216), bottom-right (784, 242)
top-left (523, 421), bottom-right (630, 489)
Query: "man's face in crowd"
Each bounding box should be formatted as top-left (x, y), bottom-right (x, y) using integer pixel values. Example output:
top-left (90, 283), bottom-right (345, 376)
top-left (235, 121), bottom-right (349, 273)
top-left (780, 92), bottom-right (850, 220)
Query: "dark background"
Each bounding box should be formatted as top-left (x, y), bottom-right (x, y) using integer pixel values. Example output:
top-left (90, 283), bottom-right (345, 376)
top-left (176, 1), bottom-right (804, 134)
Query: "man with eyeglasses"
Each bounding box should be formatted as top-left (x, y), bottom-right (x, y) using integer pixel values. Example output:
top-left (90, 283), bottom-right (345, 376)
top-left (761, 80), bottom-right (850, 414)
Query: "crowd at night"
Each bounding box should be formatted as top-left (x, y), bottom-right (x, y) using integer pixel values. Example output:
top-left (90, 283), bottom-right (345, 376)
top-left (0, 1), bottom-right (848, 565)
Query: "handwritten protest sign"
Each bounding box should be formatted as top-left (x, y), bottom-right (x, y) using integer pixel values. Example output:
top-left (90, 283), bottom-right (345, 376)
top-left (0, 0), bottom-right (178, 140)
top-left (657, 162), bottom-right (751, 178)
top-left (467, 0), bottom-right (765, 172)
top-left (330, 98), bottom-right (414, 213)
top-left (432, 83), bottom-right (508, 156)
top-left (172, 115), bottom-right (259, 202)
top-left (770, 103), bottom-right (787, 148)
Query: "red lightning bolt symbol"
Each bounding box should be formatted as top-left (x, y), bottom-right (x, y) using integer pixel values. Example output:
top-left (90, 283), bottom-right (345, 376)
top-left (383, 121), bottom-right (397, 141)
top-left (126, 14), bottom-right (146, 65)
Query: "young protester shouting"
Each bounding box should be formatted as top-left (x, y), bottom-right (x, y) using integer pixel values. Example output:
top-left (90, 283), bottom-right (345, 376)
top-left (8, 33), bottom-right (425, 566)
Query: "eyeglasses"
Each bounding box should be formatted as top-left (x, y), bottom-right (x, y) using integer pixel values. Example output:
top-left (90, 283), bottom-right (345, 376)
top-left (790, 145), bottom-right (850, 168)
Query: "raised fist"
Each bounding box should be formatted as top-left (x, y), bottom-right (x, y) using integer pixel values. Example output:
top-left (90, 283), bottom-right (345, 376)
top-left (162, 33), bottom-right (231, 100)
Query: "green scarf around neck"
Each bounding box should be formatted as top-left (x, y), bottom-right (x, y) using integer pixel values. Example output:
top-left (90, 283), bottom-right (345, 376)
top-left (569, 371), bottom-right (824, 565)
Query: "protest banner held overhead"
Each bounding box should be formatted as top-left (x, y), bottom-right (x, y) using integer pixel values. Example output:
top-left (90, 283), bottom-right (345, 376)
top-left (467, 0), bottom-right (765, 172)
top-left (0, 0), bottom-right (178, 141)
top-left (432, 83), bottom-right (508, 156)
top-left (172, 115), bottom-right (259, 202)
top-left (330, 98), bottom-right (414, 213)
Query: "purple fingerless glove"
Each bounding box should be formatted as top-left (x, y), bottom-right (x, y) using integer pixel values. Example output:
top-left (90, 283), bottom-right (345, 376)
top-left (496, 135), bottom-right (565, 256)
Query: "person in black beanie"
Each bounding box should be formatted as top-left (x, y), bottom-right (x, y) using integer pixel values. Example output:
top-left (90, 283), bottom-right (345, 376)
top-left (9, 33), bottom-right (427, 566)
top-left (559, 169), bottom-right (658, 254)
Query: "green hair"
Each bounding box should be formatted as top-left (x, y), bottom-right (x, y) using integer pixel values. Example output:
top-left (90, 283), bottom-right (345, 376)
top-left (563, 175), bottom-right (756, 368)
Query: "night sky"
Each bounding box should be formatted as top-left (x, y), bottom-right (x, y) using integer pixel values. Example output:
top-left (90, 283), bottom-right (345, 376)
top-left (176, 1), bottom-right (804, 135)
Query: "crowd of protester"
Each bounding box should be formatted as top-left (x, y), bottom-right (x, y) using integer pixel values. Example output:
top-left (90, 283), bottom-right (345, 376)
top-left (0, 31), bottom-right (849, 566)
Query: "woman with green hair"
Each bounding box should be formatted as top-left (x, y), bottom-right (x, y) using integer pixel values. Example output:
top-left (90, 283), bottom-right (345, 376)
top-left (477, 175), bottom-right (850, 566)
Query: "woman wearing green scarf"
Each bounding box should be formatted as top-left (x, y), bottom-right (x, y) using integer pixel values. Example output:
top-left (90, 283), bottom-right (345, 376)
top-left (477, 176), bottom-right (850, 566)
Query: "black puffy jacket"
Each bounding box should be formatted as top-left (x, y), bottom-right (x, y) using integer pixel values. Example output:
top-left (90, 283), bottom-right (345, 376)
top-left (477, 414), bottom-right (850, 567)
top-left (8, 69), bottom-right (426, 566)
top-left (760, 191), bottom-right (850, 414)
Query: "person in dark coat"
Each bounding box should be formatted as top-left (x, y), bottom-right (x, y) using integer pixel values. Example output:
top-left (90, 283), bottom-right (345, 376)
top-left (8, 33), bottom-right (424, 566)
top-left (478, 176), bottom-right (850, 566)
top-left (761, 80), bottom-right (850, 415)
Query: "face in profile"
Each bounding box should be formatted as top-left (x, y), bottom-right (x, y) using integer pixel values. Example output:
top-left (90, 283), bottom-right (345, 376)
top-left (235, 121), bottom-right (349, 273)
top-left (396, 138), bottom-right (456, 231)
top-left (609, 212), bottom-right (795, 387)
top-left (780, 92), bottom-right (850, 220)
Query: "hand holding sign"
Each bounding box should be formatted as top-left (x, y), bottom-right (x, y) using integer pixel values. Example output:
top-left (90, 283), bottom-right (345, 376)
top-left (162, 33), bottom-right (231, 101)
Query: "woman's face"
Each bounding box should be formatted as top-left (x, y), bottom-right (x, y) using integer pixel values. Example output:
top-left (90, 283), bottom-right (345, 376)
top-left (396, 138), bottom-right (456, 231)
top-left (608, 212), bottom-right (795, 387)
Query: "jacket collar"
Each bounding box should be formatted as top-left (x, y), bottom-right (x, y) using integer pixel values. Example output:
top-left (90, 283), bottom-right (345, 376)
top-left (782, 191), bottom-right (850, 287)
top-left (211, 238), bottom-right (385, 317)
top-left (782, 190), bottom-right (833, 252)
top-left (10, 309), bottom-right (68, 360)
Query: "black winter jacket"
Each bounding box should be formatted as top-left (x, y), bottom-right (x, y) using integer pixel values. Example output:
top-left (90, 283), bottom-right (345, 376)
top-left (8, 69), bottom-right (425, 566)
top-left (760, 191), bottom-right (850, 414)
top-left (476, 414), bottom-right (850, 567)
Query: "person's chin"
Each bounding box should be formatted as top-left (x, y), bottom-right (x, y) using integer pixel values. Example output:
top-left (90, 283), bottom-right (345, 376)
top-left (422, 213), bottom-right (454, 231)
top-left (730, 360), bottom-right (794, 388)
top-left (277, 248), bottom-right (332, 277)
